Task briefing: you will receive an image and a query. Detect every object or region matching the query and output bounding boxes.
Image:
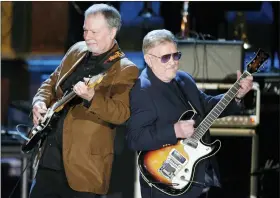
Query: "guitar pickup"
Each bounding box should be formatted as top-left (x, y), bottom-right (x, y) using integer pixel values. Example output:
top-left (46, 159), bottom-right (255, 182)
top-left (186, 139), bottom-right (198, 149)
top-left (171, 150), bottom-right (187, 164)
top-left (159, 161), bottom-right (176, 180)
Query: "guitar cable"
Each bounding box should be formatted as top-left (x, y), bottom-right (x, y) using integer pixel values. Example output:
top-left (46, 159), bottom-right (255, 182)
top-left (8, 147), bottom-right (37, 198)
top-left (148, 179), bottom-right (207, 197)
top-left (8, 155), bottom-right (31, 198)
top-left (180, 177), bottom-right (207, 187)
top-left (3, 124), bottom-right (31, 141)
top-left (6, 124), bottom-right (38, 198)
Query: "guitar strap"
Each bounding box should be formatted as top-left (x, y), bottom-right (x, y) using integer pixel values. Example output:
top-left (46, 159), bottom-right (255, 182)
top-left (87, 46), bottom-right (126, 76)
top-left (173, 80), bottom-right (201, 124)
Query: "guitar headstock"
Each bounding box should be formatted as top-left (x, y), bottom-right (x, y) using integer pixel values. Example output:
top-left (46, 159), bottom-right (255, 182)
top-left (246, 48), bottom-right (269, 74)
top-left (87, 73), bottom-right (106, 88)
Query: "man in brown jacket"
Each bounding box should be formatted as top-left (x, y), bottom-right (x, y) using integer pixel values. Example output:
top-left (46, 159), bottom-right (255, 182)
top-left (29, 4), bottom-right (139, 198)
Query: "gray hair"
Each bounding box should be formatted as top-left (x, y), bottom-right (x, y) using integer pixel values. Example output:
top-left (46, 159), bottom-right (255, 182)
top-left (142, 29), bottom-right (177, 54)
top-left (85, 4), bottom-right (121, 33)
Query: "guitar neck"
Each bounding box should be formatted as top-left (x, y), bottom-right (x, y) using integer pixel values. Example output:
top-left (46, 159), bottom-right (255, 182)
top-left (50, 73), bottom-right (105, 112)
top-left (194, 71), bottom-right (251, 140)
top-left (52, 91), bottom-right (77, 112)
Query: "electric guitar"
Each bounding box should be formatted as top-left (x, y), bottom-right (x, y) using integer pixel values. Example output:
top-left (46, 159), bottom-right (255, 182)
top-left (21, 72), bottom-right (106, 153)
top-left (137, 49), bottom-right (269, 196)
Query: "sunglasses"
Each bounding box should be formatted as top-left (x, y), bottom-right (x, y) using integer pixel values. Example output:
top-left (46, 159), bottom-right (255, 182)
top-left (148, 51), bottom-right (182, 63)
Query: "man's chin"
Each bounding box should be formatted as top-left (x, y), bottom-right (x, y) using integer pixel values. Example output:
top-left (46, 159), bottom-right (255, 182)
top-left (167, 72), bottom-right (176, 80)
top-left (169, 68), bottom-right (178, 75)
top-left (87, 47), bottom-right (98, 53)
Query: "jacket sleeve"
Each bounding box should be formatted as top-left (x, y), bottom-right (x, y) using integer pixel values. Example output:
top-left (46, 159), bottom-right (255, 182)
top-left (126, 88), bottom-right (177, 152)
top-left (32, 66), bottom-right (61, 107)
top-left (87, 65), bottom-right (139, 125)
top-left (32, 45), bottom-right (74, 107)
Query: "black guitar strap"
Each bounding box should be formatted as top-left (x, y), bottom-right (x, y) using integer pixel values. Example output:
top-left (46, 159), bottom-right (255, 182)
top-left (88, 46), bottom-right (126, 76)
top-left (173, 81), bottom-right (200, 114)
top-left (173, 80), bottom-right (202, 127)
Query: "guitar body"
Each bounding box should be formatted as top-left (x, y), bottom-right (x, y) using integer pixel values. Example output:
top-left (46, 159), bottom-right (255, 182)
top-left (137, 110), bottom-right (221, 196)
top-left (21, 72), bottom-right (106, 153)
top-left (21, 107), bottom-right (59, 153)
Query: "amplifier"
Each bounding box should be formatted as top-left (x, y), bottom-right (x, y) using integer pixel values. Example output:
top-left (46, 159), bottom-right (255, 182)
top-left (197, 82), bottom-right (260, 128)
top-left (1, 138), bottom-right (29, 198)
top-left (177, 39), bottom-right (244, 81)
top-left (209, 128), bottom-right (259, 198)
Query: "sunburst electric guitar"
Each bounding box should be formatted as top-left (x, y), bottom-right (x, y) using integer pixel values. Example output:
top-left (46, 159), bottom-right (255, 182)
top-left (137, 49), bottom-right (269, 196)
top-left (21, 72), bottom-right (106, 153)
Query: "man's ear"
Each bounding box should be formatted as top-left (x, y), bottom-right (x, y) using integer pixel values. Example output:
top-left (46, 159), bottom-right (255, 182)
top-left (144, 54), bottom-right (152, 68)
top-left (110, 28), bottom-right (117, 39)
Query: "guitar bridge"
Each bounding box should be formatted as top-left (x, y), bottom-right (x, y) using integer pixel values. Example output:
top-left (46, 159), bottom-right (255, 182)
top-left (159, 161), bottom-right (176, 180)
top-left (158, 149), bottom-right (187, 180)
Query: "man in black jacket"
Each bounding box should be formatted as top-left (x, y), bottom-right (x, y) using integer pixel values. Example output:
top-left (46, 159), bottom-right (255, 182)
top-left (126, 29), bottom-right (253, 198)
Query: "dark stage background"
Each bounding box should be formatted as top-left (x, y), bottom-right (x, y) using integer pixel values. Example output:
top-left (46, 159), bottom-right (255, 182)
top-left (1, 2), bottom-right (279, 198)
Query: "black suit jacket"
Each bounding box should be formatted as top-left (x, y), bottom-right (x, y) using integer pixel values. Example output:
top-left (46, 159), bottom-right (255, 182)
top-left (126, 67), bottom-right (241, 197)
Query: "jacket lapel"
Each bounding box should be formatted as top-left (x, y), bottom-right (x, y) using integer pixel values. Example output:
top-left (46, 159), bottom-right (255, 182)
top-left (53, 52), bottom-right (87, 99)
top-left (56, 52), bottom-right (87, 88)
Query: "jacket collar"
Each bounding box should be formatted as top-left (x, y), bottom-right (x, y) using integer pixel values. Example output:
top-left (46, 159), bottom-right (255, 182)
top-left (145, 66), bottom-right (174, 87)
top-left (55, 40), bottom-right (121, 98)
top-left (144, 66), bottom-right (203, 116)
top-left (57, 40), bottom-right (120, 86)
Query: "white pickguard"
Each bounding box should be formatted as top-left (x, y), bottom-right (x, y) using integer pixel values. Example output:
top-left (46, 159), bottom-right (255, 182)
top-left (170, 140), bottom-right (213, 190)
top-left (138, 108), bottom-right (222, 196)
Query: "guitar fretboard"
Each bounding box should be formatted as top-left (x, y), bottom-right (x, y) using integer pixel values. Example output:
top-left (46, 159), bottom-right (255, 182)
top-left (52, 91), bottom-right (77, 111)
top-left (192, 71), bottom-right (251, 141)
top-left (50, 73), bottom-right (105, 112)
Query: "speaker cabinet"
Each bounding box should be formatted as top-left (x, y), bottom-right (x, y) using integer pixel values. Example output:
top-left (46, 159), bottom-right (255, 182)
top-left (177, 39), bottom-right (244, 81)
top-left (210, 128), bottom-right (258, 198)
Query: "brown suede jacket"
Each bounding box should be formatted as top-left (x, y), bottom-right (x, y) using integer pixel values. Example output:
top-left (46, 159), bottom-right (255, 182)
top-left (32, 41), bottom-right (139, 194)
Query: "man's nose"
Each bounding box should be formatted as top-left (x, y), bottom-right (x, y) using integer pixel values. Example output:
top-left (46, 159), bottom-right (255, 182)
top-left (168, 55), bottom-right (176, 64)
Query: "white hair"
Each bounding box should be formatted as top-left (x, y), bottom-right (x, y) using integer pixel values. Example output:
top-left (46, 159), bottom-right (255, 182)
top-left (142, 29), bottom-right (177, 54)
top-left (85, 4), bottom-right (121, 32)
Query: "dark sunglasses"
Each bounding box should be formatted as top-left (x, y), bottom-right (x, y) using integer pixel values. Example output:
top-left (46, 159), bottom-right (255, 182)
top-left (148, 51), bottom-right (182, 63)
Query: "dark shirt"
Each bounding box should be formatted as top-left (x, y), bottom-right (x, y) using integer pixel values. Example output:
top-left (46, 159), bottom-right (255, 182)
top-left (39, 50), bottom-right (110, 170)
